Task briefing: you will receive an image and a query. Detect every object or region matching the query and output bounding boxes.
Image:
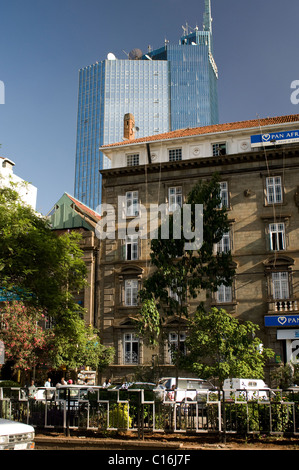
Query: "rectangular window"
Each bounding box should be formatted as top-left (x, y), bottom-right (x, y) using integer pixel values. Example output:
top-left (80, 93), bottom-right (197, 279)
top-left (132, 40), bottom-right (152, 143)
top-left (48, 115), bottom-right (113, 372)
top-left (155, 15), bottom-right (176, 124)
top-left (125, 279), bottom-right (138, 306)
top-left (38, 315), bottom-right (55, 330)
top-left (266, 176), bottom-right (282, 204)
top-left (169, 148), bottom-right (182, 162)
top-left (216, 284), bottom-right (232, 303)
top-left (272, 272), bottom-right (289, 299)
top-left (269, 223), bottom-right (285, 251)
top-left (217, 232), bottom-right (230, 253)
top-left (125, 236), bottom-right (138, 260)
top-left (124, 333), bottom-right (139, 364)
top-left (169, 281), bottom-right (182, 302)
top-left (168, 332), bottom-right (186, 364)
top-left (212, 142), bottom-right (227, 156)
top-left (168, 186), bottom-right (182, 212)
top-left (127, 154), bottom-right (139, 166)
top-left (219, 181), bottom-right (229, 208)
top-left (126, 191), bottom-right (139, 217)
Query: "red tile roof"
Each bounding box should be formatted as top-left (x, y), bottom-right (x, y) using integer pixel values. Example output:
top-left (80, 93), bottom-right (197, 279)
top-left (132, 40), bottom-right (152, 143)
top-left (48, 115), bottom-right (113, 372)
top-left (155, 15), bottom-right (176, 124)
top-left (66, 193), bottom-right (101, 221)
top-left (101, 114), bottom-right (299, 149)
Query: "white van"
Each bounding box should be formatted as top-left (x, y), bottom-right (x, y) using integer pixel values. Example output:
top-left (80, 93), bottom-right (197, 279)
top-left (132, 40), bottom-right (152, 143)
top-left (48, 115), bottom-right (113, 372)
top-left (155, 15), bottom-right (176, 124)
top-left (0, 418), bottom-right (35, 450)
top-left (223, 378), bottom-right (270, 400)
top-left (156, 377), bottom-right (215, 402)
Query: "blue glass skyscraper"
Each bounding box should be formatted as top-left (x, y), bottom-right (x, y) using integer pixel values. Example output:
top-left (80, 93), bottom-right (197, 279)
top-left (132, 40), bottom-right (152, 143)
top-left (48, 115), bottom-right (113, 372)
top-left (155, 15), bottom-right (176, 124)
top-left (74, 60), bottom-right (169, 209)
top-left (74, 0), bottom-right (218, 210)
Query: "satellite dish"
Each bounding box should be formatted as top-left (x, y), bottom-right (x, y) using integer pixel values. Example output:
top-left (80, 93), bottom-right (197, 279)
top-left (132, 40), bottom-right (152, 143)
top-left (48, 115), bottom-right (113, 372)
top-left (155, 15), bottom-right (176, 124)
top-left (128, 48), bottom-right (142, 60)
top-left (107, 52), bottom-right (116, 60)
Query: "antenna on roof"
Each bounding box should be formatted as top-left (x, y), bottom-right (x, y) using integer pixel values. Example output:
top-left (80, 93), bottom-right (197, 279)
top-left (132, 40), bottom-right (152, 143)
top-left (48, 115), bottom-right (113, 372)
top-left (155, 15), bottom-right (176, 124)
top-left (203, 0), bottom-right (212, 33)
top-left (182, 22), bottom-right (189, 36)
top-left (107, 52), bottom-right (116, 60)
top-left (128, 48), bottom-right (143, 60)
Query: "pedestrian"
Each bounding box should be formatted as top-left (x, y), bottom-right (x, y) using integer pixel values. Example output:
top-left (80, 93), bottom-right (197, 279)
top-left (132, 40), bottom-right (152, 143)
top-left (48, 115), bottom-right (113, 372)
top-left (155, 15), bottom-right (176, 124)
top-left (103, 378), bottom-right (112, 388)
top-left (27, 379), bottom-right (37, 399)
top-left (56, 377), bottom-right (67, 387)
top-left (167, 385), bottom-right (176, 401)
top-left (44, 378), bottom-right (51, 387)
top-left (167, 385), bottom-right (176, 430)
top-left (44, 377), bottom-right (52, 399)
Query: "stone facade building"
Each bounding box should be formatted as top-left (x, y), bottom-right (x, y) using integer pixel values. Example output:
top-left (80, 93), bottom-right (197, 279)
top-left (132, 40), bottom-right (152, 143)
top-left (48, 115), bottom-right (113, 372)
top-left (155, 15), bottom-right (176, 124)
top-left (48, 192), bottom-right (101, 327)
top-left (99, 114), bottom-right (299, 383)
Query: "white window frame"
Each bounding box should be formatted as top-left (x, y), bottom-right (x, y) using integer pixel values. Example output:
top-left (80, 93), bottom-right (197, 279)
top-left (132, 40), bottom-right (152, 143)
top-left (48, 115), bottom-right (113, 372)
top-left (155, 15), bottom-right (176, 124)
top-left (126, 191), bottom-right (139, 217)
top-left (272, 272), bottom-right (289, 300)
top-left (168, 332), bottom-right (186, 364)
top-left (124, 279), bottom-right (138, 306)
top-left (269, 223), bottom-right (285, 251)
top-left (219, 181), bottom-right (229, 208)
top-left (126, 154), bottom-right (139, 166)
top-left (266, 176), bottom-right (283, 204)
top-left (216, 284), bottom-right (232, 303)
top-left (169, 281), bottom-right (182, 302)
top-left (124, 235), bottom-right (139, 261)
top-left (217, 232), bottom-right (230, 254)
top-left (168, 186), bottom-right (182, 212)
top-left (212, 142), bottom-right (227, 156)
top-left (168, 148), bottom-right (182, 162)
top-left (124, 333), bottom-right (139, 364)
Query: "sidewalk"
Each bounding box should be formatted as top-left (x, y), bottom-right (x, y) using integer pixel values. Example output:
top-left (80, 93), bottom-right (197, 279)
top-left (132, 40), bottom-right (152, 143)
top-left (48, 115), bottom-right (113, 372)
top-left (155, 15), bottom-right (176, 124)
top-left (34, 432), bottom-right (299, 451)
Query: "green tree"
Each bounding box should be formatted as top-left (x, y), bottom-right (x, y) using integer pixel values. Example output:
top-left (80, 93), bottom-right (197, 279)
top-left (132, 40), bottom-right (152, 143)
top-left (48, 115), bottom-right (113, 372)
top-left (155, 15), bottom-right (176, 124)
top-left (270, 363), bottom-right (299, 389)
top-left (184, 307), bottom-right (274, 442)
top-left (0, 182), bottom-right (87, 316)
top-left (138, 175), bottom-right (235, 382)
top-left (183, 307), bottom-right (274, 388)
top-left (46, 320), bottom-right (114, 372)
top-left (0, 301), bottom-right (48, 372)
top-left (0, 182), bottom-right (114, 375)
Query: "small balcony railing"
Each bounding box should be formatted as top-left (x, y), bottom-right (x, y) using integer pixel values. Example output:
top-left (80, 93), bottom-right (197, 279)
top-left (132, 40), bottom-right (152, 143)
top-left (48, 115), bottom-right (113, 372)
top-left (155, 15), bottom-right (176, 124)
top-left (268, 299), bottom-right (298, 313)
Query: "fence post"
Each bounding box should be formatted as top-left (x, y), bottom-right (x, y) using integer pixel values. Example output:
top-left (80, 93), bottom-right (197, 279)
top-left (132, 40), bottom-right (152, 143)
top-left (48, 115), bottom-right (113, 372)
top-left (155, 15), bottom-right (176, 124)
top-left (137, 390), bottom-right (144, 440)
top-left (65, 388), bottom-right (70, 437)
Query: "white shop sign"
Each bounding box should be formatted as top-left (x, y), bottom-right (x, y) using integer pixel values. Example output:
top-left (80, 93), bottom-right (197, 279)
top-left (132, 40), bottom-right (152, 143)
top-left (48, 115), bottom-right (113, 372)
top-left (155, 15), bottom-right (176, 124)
top-left (277, 330), bottom-right (299, 363)
top-left (277, 329), bottom-right (299, 340)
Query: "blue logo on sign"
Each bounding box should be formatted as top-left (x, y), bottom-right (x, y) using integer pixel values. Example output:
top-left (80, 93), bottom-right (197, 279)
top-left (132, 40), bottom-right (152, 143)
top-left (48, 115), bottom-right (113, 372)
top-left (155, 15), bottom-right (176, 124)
top-left (265, 315), bottom-right (299, 327)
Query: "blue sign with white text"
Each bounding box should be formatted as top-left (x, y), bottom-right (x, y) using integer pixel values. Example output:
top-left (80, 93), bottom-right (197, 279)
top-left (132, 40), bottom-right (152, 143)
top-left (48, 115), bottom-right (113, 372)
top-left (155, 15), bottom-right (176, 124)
top-left (265, 315), bottom-right (299, 327)
top-left (251, 129), bottom-right (299, 147)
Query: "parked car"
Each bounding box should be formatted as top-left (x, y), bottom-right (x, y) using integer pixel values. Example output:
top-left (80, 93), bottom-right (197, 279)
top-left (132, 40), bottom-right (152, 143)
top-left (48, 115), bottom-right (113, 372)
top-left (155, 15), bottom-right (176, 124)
top-left (34, 387), bottom-right (54, 400)
top-left (0, 418), bottom-right (35, 450)
top-left (127, 382), bottom-right (156, 391)
top-left (110, 382), bottom-right (156, 391)
top-left (223, 378), bottom-right (270, 400)
top-left (156, 377), bottom-right (215, 402)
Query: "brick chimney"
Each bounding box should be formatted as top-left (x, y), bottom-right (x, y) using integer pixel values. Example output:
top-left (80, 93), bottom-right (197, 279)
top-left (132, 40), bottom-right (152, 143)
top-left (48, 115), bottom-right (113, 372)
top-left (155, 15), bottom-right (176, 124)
top-left (124, 113), bottom-right (135, 140)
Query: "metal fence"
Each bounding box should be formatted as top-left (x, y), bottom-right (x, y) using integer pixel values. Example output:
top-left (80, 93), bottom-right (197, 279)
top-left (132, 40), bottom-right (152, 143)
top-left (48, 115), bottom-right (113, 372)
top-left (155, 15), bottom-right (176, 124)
top-left (0, 386), bottom-right (298, 437)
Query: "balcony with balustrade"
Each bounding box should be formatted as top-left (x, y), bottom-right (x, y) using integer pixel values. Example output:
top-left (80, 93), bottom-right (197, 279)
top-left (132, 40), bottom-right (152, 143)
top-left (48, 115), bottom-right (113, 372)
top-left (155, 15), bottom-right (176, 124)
top-left (268, 298), bottom-right (298, 314)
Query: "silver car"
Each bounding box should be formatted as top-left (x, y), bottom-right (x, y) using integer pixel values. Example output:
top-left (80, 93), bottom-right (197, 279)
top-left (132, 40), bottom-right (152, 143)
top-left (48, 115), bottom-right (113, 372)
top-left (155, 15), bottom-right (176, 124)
top-left (0, 418), bottom-right (35, 450)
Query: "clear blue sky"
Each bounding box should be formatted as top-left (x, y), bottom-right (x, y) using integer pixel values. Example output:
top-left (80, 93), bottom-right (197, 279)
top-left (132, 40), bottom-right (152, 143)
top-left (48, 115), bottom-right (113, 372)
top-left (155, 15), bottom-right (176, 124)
top-left (0, 0), bottom-right (298, 214)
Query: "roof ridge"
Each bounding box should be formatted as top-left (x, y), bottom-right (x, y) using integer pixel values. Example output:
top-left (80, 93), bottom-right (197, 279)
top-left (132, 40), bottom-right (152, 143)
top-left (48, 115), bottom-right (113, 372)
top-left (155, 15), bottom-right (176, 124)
top-left (101, 113), bottom-right (299, 149)
top-left (65, 193), bottom-right (101, 220)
